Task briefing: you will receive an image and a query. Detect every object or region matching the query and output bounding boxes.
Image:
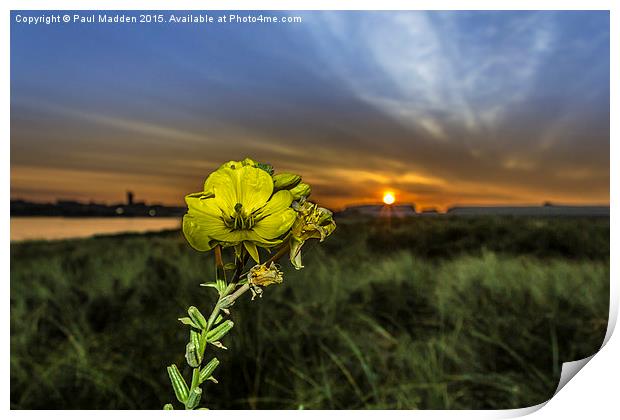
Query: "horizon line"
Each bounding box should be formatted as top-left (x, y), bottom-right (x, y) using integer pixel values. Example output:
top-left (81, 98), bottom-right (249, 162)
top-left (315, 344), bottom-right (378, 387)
top-left (10, 196), bottom-right (611, 213)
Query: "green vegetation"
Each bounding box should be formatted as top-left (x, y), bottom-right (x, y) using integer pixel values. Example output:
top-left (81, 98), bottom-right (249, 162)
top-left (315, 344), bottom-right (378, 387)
top-left (10, 216), bottom-right (609, 409)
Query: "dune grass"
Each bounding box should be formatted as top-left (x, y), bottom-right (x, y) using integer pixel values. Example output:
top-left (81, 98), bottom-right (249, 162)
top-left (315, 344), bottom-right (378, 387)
top-left (10, 216), bottom-right (609, 409)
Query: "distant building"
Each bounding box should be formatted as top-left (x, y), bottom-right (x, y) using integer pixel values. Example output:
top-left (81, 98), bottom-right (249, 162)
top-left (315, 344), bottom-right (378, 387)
top-left (333, 202), bottom-right (609, 219)
top-left (10, 192), bottom-right (186, 218)
top-left (338, 203), bottom-right (417, 218)
top-left (447, 204), bottom-right (609, 217)
top-left (420, 208), bottom-right (439, 216)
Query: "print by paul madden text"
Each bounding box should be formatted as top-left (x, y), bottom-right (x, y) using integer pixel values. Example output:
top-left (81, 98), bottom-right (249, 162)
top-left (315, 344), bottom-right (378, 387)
top-left (14, 13), bottom-right (304, 25)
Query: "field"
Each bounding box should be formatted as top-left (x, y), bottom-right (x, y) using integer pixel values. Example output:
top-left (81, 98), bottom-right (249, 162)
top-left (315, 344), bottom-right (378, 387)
top-left (10, 216), bottom-right (609, 409)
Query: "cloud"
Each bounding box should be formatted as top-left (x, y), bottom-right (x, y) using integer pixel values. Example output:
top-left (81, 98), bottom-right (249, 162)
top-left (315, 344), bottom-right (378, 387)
top-left (10, 11), bottom-right (609, 210)
top-left (312, 11), bottom-right (558, 141)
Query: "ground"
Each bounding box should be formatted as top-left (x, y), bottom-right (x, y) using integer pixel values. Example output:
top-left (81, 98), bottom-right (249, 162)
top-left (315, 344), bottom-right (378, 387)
top-left (10, 216), bottom-right (609, 409)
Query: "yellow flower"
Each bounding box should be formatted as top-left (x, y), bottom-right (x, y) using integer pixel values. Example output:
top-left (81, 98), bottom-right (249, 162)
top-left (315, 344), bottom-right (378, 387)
top-left (183, 162), bottom-right (296, 262)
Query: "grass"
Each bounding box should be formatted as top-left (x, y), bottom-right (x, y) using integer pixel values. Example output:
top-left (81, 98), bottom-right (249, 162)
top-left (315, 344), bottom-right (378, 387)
top-left (10, 216), bottom-right (609, 409)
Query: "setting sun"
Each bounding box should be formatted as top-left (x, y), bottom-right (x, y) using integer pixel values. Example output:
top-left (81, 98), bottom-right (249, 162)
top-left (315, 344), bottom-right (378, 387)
top-left (383, 191), bottom-right (396, 205)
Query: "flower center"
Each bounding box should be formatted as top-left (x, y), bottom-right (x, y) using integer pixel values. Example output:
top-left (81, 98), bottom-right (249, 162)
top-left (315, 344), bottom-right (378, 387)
top-left (224, 202), bottom-right (255, 231)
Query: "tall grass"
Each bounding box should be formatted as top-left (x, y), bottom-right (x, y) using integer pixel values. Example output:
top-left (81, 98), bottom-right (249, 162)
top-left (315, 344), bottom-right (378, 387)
top-left (10, 217), bottom-right (609, 409)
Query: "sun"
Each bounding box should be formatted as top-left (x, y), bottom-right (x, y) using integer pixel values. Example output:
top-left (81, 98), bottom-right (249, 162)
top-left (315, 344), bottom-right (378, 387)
top-left (383, 191), bottom-right (396, 205)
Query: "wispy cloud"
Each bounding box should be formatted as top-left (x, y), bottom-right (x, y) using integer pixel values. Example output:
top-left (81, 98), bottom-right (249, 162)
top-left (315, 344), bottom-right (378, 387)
top-left (312, 11), bottom-right (557, 141)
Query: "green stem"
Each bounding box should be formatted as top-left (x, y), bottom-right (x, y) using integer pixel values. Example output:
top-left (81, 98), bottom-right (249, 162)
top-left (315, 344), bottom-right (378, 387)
top-left (177, 243), bottom-right (290, 409)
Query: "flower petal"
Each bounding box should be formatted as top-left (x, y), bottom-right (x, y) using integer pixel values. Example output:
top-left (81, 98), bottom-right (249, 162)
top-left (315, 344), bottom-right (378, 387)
top-left (244, 241), bottom-right (260, 263)
top-left (236, 166), bottom-right (273, 214)
top-left (205, 166), bottom-right (273, 216)
top-left (217, 158), bottom-right (257, 171)
top-left (185, 194), bottom-right (222, 218)
top-left (289, 237), bottom-right (304, 270)
top-left (204, 169), bottom-right (238, 215)
top-left (182, 214), bottom-right (217, 251)
top-left (254, 190), bottom-right (293, 220)
top-left (252, 208), bottom-right (296, 240)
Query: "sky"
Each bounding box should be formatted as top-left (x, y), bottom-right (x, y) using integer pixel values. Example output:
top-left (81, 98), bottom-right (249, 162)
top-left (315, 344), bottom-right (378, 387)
top-left (11, 11), bottom-right (610, 211)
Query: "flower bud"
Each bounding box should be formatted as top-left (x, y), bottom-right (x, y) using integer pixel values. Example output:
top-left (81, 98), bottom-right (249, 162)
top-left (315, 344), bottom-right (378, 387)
top-left (273, 173), bottom-right (301, 190)
top-left (290, 183), bottom-right (311, 200)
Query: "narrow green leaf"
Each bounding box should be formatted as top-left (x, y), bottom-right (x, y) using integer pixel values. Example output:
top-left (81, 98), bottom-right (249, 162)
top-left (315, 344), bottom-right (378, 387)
top-left (191, 367), bottom-right (201, 389)
top-left (222, 283), bottom-right (237, 297)
top-left (223, 262), bottom-right (236, 270)
top-left (185, 387), bottom-right (202, 410)
top-left (178, 317), bottom-right (199, 328)
top-left (167, 364), bottom-right (189, 404)
top-left (216, 279), bottom-right (227, 292)
top-left (188, 306), bottom-right (207, 330)
top-left (206, 320), bottom-right (234, 343)
top-left (199, 358), bottom-right (220, 384)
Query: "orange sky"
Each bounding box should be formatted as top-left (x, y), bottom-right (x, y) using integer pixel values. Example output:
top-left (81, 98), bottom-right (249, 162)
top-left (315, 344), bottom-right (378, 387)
top-left (10, 11), bottom-right (610, 212)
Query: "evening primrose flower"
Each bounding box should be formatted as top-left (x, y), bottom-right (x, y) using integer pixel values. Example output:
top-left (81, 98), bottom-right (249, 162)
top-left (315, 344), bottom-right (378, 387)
top-left (183, 162), bottom-right (296, 262)
top-left (165, 158), bottom-right (337, 410)
top-left (289, 201), bottom-right (336, 269)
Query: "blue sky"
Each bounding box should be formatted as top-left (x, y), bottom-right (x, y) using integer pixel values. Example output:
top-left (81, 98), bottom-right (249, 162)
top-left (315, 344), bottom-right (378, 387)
top-left (11, 10), bottom-right (609, 209)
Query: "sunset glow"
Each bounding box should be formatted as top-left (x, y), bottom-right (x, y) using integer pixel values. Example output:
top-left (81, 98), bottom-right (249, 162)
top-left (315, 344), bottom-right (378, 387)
top-left (10, 11), bottom-right (610, 211)
top-left (383, 191), bottom-right (396, 205)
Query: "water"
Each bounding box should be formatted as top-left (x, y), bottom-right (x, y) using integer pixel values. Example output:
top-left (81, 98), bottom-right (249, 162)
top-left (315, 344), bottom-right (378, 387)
top-left (10, 217), bottom-right (181, 241)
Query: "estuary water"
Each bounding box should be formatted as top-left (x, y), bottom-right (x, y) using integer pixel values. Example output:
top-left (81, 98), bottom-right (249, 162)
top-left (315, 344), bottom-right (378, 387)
top-left (10, 217), bottom-right (181, 241)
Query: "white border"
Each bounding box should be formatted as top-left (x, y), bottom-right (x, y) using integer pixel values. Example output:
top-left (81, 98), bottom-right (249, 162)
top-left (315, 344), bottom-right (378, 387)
top-left (3, 1), bottom-right (617, 418)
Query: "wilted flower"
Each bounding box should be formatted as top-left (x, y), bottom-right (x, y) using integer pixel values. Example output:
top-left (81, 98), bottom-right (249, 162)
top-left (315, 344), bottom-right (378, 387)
top-left (247, 262), bottom-right (283, 287)
top-left (247, 262), bottom-right (283, 299)
top-left (183, 160), bottom-right (295, 262)
top-left (289, 201), bottom-right (336, 269)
